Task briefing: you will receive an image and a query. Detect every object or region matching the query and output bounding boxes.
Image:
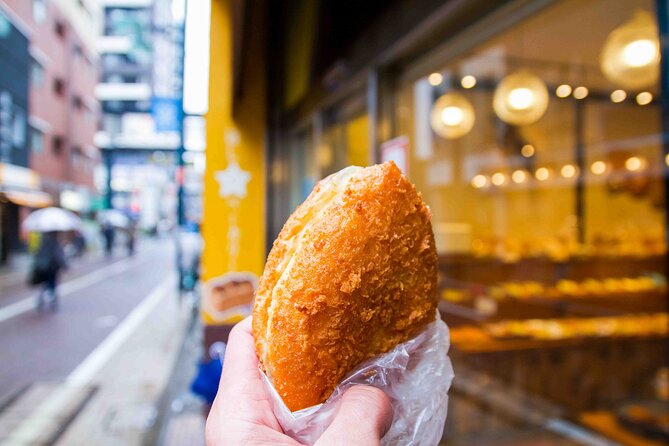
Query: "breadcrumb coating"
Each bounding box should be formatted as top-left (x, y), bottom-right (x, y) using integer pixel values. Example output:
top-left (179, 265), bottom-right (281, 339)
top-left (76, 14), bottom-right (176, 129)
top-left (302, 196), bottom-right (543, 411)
top-left (253, 161), bottom-right (437, 411)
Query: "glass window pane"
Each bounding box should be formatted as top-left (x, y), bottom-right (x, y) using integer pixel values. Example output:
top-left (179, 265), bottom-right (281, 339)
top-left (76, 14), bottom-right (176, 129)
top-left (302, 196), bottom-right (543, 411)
top-left (395, 0), bottom-right (666, 441)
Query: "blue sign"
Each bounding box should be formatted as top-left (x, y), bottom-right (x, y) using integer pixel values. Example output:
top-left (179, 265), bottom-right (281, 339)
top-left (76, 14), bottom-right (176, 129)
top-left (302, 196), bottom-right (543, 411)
top-left (151, 96), bottom-right (182, 133)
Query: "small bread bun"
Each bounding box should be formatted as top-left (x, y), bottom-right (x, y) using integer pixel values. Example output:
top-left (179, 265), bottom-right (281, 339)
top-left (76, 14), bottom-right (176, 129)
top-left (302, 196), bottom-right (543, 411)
top-left (253, 161), bottom-right (437, 411)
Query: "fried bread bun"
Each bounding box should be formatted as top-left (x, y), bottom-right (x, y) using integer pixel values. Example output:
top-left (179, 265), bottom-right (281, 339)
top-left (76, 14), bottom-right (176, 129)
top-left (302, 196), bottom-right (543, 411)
top-left (253, 161), bottom-right (437, 411)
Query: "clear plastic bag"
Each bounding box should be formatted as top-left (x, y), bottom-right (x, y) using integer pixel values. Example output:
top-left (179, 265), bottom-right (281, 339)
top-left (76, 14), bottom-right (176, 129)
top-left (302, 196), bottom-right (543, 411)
top-left (261, 314), bottom-right (454, 446)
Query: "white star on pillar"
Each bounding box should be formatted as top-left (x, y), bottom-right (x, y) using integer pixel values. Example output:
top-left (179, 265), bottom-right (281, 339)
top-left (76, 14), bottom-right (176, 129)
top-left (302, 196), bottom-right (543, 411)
top-left (215, 162), bottom-right (251, 200)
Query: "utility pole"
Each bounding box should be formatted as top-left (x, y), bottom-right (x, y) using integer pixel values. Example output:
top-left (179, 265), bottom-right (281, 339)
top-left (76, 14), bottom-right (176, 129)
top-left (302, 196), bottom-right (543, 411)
top-left (176, 0), bottom-right (187, 227)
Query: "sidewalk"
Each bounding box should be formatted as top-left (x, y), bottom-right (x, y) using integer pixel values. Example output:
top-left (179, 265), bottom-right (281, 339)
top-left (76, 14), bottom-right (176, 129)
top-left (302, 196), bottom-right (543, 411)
top-left (0, 275), bottom-right (199, 445)
top-left (0, 253), bottom-right (33, 293)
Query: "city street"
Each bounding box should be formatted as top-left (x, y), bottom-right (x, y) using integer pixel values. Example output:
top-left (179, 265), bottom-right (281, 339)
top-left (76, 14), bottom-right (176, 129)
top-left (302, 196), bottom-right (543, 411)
top-left (0, 238), bottom-right (176, 405)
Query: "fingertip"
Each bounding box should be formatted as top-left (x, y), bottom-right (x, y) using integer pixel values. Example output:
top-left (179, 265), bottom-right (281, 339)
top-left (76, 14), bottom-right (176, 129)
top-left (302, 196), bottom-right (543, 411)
top-left (343, 386), bottom-right (393, 436)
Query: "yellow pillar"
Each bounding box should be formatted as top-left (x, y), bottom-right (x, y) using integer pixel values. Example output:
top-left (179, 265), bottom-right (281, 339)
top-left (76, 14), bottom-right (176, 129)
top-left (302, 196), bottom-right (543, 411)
top-left (201, 0), bottom-right (266, 324)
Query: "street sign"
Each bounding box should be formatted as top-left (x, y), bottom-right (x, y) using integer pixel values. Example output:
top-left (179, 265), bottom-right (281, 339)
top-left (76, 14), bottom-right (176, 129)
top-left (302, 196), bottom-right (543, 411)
top-left (151, 97), bottom-right (182, 133)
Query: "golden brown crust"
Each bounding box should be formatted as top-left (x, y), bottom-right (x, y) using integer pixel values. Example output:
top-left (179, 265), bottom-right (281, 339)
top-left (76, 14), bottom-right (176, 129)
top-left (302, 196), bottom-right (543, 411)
top-left (253, 161), bottom-right (437, 411)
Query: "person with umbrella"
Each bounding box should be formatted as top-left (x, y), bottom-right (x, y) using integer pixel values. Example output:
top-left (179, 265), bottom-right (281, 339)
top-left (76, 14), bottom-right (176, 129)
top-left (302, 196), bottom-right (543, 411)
top-left (32, 231), bottom-right (67, 310)
top-left (23, 207), bottom-right (80, 310)
top-left (98, 210), bottom-right (129, 259)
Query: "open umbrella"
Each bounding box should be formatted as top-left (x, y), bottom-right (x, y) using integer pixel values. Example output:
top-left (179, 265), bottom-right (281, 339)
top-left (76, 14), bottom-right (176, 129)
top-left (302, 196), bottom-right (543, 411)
top-left (98, 209), bottom-right (130, 228)
top-left (23, 207), bottom-right (81, 232)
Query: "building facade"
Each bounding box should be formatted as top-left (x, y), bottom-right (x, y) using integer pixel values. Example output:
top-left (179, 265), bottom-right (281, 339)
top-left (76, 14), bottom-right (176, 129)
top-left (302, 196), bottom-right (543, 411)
top-left (206, 0), bottom-right (669, 443)
top-left (0, 3), bottom-right (31, 261)
top-left (0, 0), bottom-right (100, 261)
top-left (96, 0), bottom-right (184, 231)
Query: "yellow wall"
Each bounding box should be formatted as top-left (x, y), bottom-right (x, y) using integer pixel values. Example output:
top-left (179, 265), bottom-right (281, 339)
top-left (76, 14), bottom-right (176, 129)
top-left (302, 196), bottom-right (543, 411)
top-left (283, 0), bottom-right (316, 108)
top-left (346, 114), bottom-right (370, 166)
top-left (202, 0), bottom-right (266, 287)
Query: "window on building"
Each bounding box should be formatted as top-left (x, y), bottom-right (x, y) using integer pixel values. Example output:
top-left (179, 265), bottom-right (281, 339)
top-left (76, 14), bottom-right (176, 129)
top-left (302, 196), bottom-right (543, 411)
top-left (52, 136), bottom-right (63, 155)
top-left (29, 127), bottom-right (44, 154)
top-left (84, 105), bottom-right (96, 125)
top-left (101, 115), bottom-right (121, 134)
top-left (102, 54), bottom-right (122, 69)
top-left (106, 100), bottom-right (122, 112)
top-left (72, 96), bottom-right (82, 110)
top-left (53, 78), bottom-right (65, 97)
top-left (54, 21), bottom-right (66, 39)
top-left (32, 0), bottom-right (46, 24)
top-left (72, 44), bottom-right (82, 63)
top-left (30, 58), bottom-right (45, 88)
top-left (71, 146), bottom-right (82, 168)
top-left (12, 107), bottom-right (26, 149)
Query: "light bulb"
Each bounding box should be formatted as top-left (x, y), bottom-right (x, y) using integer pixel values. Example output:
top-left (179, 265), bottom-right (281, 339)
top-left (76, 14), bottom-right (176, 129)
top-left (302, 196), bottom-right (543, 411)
top-left (441, 106), bottom-right (464, 126)
top-left (491, 172), bottom-right (506, 186)
top-left (512, 170), bottom-right (527, 184)
top-left (573, 86), bottom-right (589, 99)
top-left (556, 84), bottom-right (572, 98)
top-left (636, 91), bottom-right (653, 105)
top-left (622, 39), bottom-right (657, 67)
top-left (600, 11), bottom-right (659, 89)
top-left (461, 75), bottom-right (477, 89)
top-left (508, 88), bottom-right (535, 110)
top-left (591, 161), bottom-right (607, 175)
top-left (610, 90), bottom-right (627, 103)
top-left (665, 153), bottom-right (669, 166)
top-left (493, 71), bottom-right (549, 126)
top-left (535, 167), bottom-right (550, 181)
top-left (561, 164), bottom-right (577, 178)
top-left (625, 156), bottom-right (645, 171)
top-left (471, 175), bottom-right (488, 188)
top-left (430, 92), bottom-right (475, 139)
top-left (428, 73), bottom-right (443, 86)
top-left (521, 144), bottom-right (535, 157)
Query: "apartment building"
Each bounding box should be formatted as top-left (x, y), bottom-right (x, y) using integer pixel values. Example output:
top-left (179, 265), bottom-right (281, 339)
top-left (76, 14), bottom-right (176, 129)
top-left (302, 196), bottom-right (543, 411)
top-left (1, 0), bottom-right (101, 211)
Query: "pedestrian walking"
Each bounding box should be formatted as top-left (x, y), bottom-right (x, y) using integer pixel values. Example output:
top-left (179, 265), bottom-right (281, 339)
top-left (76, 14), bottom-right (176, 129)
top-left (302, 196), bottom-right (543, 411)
top-left (126, 224), bottom-right (136, 257)
top-left (73, 230), bottom-right (87, 258)
top-left (30, 231), bottom-right (67, 310)
top-left (101, 222), bottom-right (115, 258)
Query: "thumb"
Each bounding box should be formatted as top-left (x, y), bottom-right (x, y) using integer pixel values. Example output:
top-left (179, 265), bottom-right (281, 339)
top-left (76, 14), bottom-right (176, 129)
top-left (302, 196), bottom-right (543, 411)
top-left (315, 385), bottom-right (393, 446)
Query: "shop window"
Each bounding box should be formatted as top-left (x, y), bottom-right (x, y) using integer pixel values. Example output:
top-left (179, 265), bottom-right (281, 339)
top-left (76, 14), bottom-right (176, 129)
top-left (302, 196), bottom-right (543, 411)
top-left (32, 0), bottom-right (46, 24)
top-left (52, 136), bottom-right (63, 155)
top-left (30, 58), bottom-right (45, 88)
top-left (391, 0), bottom-right (667, 439)
top-left (29, 127), bottom-right (44, 154)
top-left (53, 78), bottom-right (65, 97)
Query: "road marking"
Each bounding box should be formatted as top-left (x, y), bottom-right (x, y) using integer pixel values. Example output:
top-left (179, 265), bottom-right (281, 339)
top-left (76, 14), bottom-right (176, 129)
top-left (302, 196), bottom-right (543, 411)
top-left (66, 276), bottom-right (174, 386)
top-left (94, 315), bottom-right (118, 328)
top-left (0, 257), bottom-right (147, 324)
top-left (3, 276), bottom-right (175, 445)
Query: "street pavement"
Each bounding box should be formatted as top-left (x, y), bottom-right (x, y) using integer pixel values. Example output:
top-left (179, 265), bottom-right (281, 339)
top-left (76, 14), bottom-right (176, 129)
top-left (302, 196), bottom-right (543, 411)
top-left (0, 238), bottom-right (178, 406)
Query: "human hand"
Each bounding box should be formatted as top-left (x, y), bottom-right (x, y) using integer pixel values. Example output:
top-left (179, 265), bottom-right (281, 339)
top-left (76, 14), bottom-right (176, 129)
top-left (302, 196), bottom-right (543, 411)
top-left (205, 317), bottom-right (393, 446)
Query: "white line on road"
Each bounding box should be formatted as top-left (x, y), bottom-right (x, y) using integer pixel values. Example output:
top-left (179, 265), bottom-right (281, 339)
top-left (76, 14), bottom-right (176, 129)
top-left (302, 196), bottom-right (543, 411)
top-left (0, 257), bottom-right (146, 324)
top-left (3, 275), bottom-right (175, 445)
top-left (67, 276), bottom-right (174, 386)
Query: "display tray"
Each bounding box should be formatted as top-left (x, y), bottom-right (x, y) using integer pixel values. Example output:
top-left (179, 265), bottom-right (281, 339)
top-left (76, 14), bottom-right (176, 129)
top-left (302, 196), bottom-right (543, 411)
top-left (447, 321), bottom-right (668, 354)
top-left (616, 400), bottom-right (669, 444)
top-left (438, 290), bottom-right (667, 324)
top-left (438, 254), bottom-right (666, 286)
top-left (580, 411), bottom-right (667, 446)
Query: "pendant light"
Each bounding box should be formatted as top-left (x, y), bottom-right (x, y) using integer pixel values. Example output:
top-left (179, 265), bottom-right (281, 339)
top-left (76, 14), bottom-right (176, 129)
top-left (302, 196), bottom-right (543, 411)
top-left (493, 70), bottom-right (549, 126)
top-left (600, 11), bottom-right (659, 90)
top-left (430, 92), bottom-right (475, 139)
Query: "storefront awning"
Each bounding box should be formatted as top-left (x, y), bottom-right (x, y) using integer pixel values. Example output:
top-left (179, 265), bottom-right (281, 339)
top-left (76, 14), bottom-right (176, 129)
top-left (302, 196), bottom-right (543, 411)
top-left (2, 190), bottom-right (53, 208)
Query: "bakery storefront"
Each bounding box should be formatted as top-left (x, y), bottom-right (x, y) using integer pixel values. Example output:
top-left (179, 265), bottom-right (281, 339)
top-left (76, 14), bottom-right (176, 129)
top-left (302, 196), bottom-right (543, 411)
top-left (271, 0), bottom-right (669, 443)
